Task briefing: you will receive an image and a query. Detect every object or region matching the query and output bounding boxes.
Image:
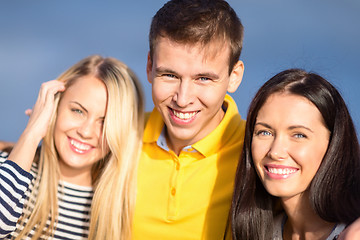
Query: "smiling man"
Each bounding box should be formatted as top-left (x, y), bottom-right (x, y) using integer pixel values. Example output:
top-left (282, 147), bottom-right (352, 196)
top-left (132, 0), bottom-right (246, 239)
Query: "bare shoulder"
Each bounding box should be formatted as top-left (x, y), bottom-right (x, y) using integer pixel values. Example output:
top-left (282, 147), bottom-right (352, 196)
top-left (338, 218), bottom-right (360, 240)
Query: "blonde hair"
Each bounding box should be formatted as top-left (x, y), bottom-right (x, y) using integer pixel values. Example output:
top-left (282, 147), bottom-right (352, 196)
top-left (16, 55), bottom-right (144, 239)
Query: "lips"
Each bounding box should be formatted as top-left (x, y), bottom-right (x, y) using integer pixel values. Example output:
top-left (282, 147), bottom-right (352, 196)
top-left (69, 138), bottom-right (93, 154)
top-left (265, 164), bottom-right (299, 179)
top-left (170, 108), bottom-right (198, 123)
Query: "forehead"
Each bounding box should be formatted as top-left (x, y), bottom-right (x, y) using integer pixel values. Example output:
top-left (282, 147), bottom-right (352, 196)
top-left (152, 37), bottom-right (232, 76)
top-left (257, 93), bottom-right (325, 127)
top-left (66, 76), bottom-right (105, 91)
top-left (153, 37), bottom-right (230, 63)
top-left (61, 76), bottom-right (107, 105)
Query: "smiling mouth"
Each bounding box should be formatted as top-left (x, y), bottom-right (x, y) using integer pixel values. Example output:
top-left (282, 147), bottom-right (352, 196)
top-left (70, 138), bottom-right (92, 153)
top-left (264, 165), bottom-right (299, 179)
top-left (266, 167), bottom-right (297, 175)
top-left (171, 109), bottom-right (198, 120)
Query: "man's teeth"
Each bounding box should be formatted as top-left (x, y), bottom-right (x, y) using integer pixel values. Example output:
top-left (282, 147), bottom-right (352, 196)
top-left (70, 139), bottom-right (91, 151)
top-left (268, 167), bottom-right (297, 175)
top-left (173, 110), bottom-right (196, 120)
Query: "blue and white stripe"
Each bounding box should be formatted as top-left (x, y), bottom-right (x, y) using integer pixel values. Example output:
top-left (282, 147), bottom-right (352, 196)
top-left (0, 151), bottom-right (32, 238)
top-left (0, 151), bottom-right (94, 239)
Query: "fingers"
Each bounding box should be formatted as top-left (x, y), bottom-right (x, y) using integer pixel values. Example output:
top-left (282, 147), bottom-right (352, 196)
top-left (25, 109), bottom-right (32, 116)
top-left (27, 80), bottom-right (65, 116)
top-left (24, 80), bottom-right (66, 139)
top-left (34, 79), bottom-right (66, 116)
top-left (39, 80), bottom-right (65, 109)
top-left (37, 80), bottom-right (65, 104)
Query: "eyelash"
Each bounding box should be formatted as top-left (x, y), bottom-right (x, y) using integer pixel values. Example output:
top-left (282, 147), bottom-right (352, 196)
top-left (198, 77), bottom-right (210, 81)
top-left (255, 130), bottom-right (272, 136)
top-left (161, 74), bottom-right (212, 82)
top-left (294, 133), bottom-right (307, 139)
top-left (71, 108), bottom-right (83, 114)
top-left (163, 74), bottom-right (177, 79)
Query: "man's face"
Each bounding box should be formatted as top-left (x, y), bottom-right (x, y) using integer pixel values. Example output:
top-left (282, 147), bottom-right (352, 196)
top-left (147, 37), bottom-right (243, 153)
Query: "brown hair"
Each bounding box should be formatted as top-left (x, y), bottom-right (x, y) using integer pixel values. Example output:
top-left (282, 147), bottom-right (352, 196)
top-left (149, 0), bottom-right (244, 74)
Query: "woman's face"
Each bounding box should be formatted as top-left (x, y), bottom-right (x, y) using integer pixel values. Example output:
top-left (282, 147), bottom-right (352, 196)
top-left (54, 76), bottom-right (109, 183)
top-left (251, 92), bottom-right (330, 201)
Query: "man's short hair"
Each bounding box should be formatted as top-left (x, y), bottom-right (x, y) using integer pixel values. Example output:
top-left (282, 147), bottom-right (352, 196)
top-left (149, 0), bottom-right (244, 74)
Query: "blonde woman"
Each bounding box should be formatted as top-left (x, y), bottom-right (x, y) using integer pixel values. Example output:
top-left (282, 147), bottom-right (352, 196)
top-left (0, 55), bottom-right (144, 239)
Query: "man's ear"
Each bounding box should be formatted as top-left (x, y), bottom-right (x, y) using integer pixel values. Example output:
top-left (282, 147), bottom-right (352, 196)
top-left (146, 52), bottom-right (153, 84)
top-left (227, 60), bottom-right (244, 93)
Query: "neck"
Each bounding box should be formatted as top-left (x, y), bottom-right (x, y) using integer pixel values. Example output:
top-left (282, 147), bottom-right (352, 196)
top-left (59, 162), bottom-right (92, 187)
top-left (166, 135), bottom-right (185, 156)
top-left (281, 192), bottom-right (335, 240)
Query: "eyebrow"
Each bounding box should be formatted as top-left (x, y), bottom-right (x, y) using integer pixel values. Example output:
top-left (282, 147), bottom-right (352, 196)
top-left (254, 122), bottom-right (314, 133)
top-left (70, 101), bottom-right (106, 120)
top-left (288, 125), bottom-right (314, 133)
top-left (155, 67), bottom-right (177, 75)
top-left (70, 101), bottom-right (88, 114)
top-left (155, 67), bottom-right (220, 80)
top-left (254, 122), bottom-right (271, 129)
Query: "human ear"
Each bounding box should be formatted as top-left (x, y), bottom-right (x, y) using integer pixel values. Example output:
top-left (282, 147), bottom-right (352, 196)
top-left (227, 60), bottom-right (244, 93)
top-left (146, 52), bottom-right (153, 84)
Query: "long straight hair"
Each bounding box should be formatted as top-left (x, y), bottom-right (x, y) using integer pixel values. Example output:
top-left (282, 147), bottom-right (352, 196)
top-left (16, 55), bottom-right (144, 239)
top-left (230, 69), bottom-right (360, 240)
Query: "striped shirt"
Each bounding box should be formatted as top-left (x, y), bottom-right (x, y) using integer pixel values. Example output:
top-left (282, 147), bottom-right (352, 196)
top-left (0, 151), bottom-right (94, 239)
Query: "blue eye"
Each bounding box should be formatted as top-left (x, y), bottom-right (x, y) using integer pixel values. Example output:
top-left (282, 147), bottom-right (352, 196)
top-left (71, 108), bottom-right (83, 114)
top-left (199, 77), bottom-right (210, 81)
top-left (164, 74), bottom-right (176, 78)
top-left (294, 133), bottom-right (306, 138)
top-left (255, 130), bottom-right (272, 136)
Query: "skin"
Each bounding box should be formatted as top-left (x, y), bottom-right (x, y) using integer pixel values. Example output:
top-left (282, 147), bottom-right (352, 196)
top-left (54, 76), bottom-right (109, 186)
top-left (147, 37), bottom-right (244, 155)
top-left (9, 76), bottom-right (109, 186)
top-left (0, 141), bottom-right (15, 152)
top-left (252, 92), bottom-right (334, 239)
top-left (338, 218), bottom-right (360, 239)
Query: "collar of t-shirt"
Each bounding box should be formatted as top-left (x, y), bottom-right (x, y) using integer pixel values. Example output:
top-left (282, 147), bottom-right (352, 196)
top-left (156, 104), bottom-right (228, 154)
top-left (156, 126), bottom-right (198, 153)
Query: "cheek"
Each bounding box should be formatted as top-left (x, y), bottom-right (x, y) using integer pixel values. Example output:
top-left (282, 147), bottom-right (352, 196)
top-left (194, 86), bottom-right (226, 111)
top-left (309, 144), bottom-right (328, 171)
top-left (55, 114), bottom-right (74, 134)
top-left (54, 117), bottom-right (66, 137)
top-left (251, 140), bottom-right (267, 172)
top-left (54, 111), bottom-right (82, 139)
top-left (152, 81), bottom-right (174, 102)
top-left (53, 120), bottom-right (68, 156)
top-left (291, 144), bottom-right (325, 174)
top-left (200, 91), bottom-right (221, 106)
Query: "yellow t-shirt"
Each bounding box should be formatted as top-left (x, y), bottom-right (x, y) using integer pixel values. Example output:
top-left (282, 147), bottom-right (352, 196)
top-left (133, 94), bottom-right (246, 240)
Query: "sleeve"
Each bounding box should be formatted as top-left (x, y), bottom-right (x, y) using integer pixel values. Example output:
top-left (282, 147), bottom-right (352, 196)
top-left (0, 151), bottom-right (33, 238)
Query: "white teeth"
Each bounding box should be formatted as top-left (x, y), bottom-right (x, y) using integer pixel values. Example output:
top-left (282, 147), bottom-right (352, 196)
top-left (173, 110), bottom-right (196, 120)
top-left (268, 167), bottom-right (297, 175)
top-left (70, 139), bottom-right (91, 151)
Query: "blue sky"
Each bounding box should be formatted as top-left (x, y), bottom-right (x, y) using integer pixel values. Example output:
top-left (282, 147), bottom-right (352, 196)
top-left (1, 0), bottom-right (359, 142)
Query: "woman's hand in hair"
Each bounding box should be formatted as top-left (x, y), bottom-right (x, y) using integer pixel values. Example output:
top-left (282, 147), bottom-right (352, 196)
top-left (8, 80), bottom-right (65, 171)
top-left (24, 80), bottom-right (65, 139)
